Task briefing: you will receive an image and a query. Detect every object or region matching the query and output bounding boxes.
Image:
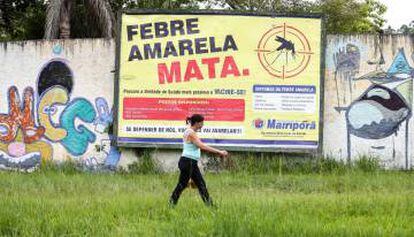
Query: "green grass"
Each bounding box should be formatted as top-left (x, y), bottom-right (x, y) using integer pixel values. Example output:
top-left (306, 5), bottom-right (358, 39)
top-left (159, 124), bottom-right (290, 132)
top-left (0, 169), bottom-right (413, 236)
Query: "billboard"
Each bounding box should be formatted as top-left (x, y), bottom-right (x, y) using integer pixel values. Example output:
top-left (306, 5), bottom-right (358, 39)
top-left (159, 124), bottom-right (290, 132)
top-left (115, 10), bottom-right (324, 152)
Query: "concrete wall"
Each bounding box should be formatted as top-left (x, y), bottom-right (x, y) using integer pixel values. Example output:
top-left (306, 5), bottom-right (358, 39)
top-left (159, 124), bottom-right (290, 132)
top-left (324, 35), bottom-right (414, 169)
top-left (0, 39), bottom-right (135, 171)
top-left (1, 35), bottom-right (414, 171)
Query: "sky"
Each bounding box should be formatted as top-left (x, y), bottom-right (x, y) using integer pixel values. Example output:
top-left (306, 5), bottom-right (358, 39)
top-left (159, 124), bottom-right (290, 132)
top-left (379, 0), bottom-right (413, 29)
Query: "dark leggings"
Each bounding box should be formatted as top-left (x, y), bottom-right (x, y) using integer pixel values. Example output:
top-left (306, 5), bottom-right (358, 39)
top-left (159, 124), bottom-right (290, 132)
top-left (170, 157), bottom-right (212, 205)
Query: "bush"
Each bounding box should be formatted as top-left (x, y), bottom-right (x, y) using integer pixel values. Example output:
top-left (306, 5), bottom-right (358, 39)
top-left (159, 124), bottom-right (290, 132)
top-left (205, 152), bottom-right (381, 175)
top-left (40, 158), bottom-right (80, 175)
top-left (354, 155), bottom-right (380, 172)
top-left (127, 149), bottom-right (161, 174)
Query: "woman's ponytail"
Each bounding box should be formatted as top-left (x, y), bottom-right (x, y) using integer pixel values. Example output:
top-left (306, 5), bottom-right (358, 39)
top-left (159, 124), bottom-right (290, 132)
top-left (186, 114), bottom-right (204, 126)
top-left (185, 117), bottom-right (191, 125)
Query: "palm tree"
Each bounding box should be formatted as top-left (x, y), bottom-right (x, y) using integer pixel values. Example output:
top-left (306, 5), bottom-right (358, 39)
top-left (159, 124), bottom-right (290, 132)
top-left (44, 0), bottom-right (114, 39)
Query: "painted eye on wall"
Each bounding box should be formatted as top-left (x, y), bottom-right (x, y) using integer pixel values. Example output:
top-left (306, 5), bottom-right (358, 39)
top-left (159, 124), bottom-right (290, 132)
top-left (0, 124), bottom-right (9, 136)
top-left (366, 88), bottom-right (390, 100)
top-left (49, 106), bottom-right (57, 115)
top-left (346, 85), bottom-right (411, 139)
top-left (25, 128), bottom-right (38, 137)
top-left (42, 106), bottom-right (57, 115)
top-left (43, 106), bottom-right (50, 114)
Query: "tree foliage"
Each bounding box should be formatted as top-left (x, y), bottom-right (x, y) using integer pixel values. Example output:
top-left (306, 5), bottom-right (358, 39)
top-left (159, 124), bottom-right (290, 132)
top-left (210, 0), bottom-right (387, 34)
top-left (0, 0), bottom-right (388, 41)
top-left (319, 0), bottom-right (386, 34)
top-left (398, 21), bottom-right (414, 35)
top-left (0, 0), bottom-right (46, 41)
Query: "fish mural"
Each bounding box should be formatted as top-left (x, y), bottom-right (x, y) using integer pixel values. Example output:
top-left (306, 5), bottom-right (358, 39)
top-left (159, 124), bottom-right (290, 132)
top-left (345, 48), bottom-right (413, 167)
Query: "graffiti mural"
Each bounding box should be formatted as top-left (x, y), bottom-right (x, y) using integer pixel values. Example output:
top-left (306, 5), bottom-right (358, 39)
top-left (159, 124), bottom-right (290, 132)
top-left (0, 88), bottom-right (118, 171)
top-left (37, 60), bottom-right (73, 97)
top-left (0, 42), bottom-right (121, 171)
top-left (0, 87), bottom-right (52, 171)
top-left (0, 87), bottom-right (45, 143)
top-left (345, 48), bottom-right (413, 167)
top-left (60, 98), bottom-right (97, 156)
top-left (325, 34), bottom-right (414, 169)
top-left (81, 137), bottom-right (121, 171)
top-left (347, 84), bottom-right (410, 139)
top-left (38, 86), bottom-right (69, 141)
top-left (333, 44), bottom-right (361, 111)
top-left (94, 97), bottom-right (113, 134)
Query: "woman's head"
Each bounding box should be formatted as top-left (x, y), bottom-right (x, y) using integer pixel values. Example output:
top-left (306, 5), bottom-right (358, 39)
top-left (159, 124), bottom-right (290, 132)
top-left (186, 114), bottom-right (204, 129)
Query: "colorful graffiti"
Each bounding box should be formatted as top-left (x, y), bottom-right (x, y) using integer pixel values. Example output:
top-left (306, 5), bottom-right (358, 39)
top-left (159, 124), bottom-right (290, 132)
top-left (0, 85), bottom-right (118, 171)
top-left (0, 50), bottom-right (119, 171)
top-left (0, 87), bottom-right (45, 143)
top-left (60, 98), bottom-right (97, 156)
top-left (38, 86), bottom-right (69, 141)
top-left (94, 97), bottom-right (113, 134)
top-left (0, 87), bottom-right (53, 171)
top-left (0, 130), bottom-right (52, 172)
top-left (81, 136), bottom-right (121, 171)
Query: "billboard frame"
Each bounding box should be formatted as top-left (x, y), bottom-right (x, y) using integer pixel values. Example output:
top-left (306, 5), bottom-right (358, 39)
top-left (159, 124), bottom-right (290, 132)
top-left (113, 9), bottom-right (326, 155)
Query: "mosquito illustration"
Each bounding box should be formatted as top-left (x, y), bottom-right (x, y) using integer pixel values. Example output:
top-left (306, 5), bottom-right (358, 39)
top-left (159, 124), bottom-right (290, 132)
top-left (266, 36), bottom-right (296, 66)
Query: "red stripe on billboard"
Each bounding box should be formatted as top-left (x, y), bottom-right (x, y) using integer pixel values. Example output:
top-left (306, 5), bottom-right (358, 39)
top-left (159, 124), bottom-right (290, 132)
top-left (123, 98), bottom-right (245, 121)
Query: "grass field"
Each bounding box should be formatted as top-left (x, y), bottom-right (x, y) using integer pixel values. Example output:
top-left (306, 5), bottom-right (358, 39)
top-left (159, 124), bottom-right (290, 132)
top-left (1, 166), bottom-right (414, 236)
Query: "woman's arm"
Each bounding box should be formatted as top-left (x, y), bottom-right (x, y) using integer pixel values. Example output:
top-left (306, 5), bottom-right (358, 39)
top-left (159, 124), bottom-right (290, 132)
top-left (189, 131), bottom-right (227, 157)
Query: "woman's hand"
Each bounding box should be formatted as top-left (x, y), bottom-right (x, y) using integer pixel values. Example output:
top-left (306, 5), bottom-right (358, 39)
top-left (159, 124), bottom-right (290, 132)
top-left (219, 150), bottom-right (228, 158)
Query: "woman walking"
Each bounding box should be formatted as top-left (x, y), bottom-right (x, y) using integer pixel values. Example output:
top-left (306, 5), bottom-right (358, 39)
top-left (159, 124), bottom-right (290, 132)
top-left (169, 114), bottom-right (228, 206)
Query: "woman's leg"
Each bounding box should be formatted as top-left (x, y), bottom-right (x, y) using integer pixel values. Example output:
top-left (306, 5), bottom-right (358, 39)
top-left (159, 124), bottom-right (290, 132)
top-left (190, 161), bottom-right (212, 206)
top-left (170, 157), bottom-right (192, 205)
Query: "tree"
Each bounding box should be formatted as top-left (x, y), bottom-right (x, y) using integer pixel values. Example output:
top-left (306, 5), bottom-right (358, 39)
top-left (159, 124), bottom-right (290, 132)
top-left (319, 0), bottom-right (386, 34)
top-left (383, 25), bottom-right (396, 35)
top-left (208, 0), bottom-right (386, 34)
top-left (44, 0), bottom-right (114, 39)
top-left (206, 0), bottom-right (317, 12)
top-left (1, 0), bottom-right (206, 41)
top-left (1, 0), bottom-right (388, 41)
top-left (398, 21), bottom-right (414, 35)
top-left (109, 0), bottom-right (204, 11)
top-left (0, 0), bottom-right (46, 41)
top-left (44, 0), bottom-right (207, 39)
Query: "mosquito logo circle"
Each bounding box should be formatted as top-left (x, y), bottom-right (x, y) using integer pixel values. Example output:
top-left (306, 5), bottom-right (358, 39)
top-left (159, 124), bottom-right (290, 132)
top-left (256, 23), bottom-right (313, 79)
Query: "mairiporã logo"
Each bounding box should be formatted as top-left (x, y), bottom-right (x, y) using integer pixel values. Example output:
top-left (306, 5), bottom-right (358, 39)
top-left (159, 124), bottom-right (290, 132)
top-left (253, 119), bottom-right (264, 129)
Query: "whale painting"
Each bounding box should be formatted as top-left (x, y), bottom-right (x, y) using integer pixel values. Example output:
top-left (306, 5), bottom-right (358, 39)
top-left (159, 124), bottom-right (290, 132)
top-left (347, 84), bottom-right (411, 139)
top-left (345, 48), bottom-right (413, 167)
